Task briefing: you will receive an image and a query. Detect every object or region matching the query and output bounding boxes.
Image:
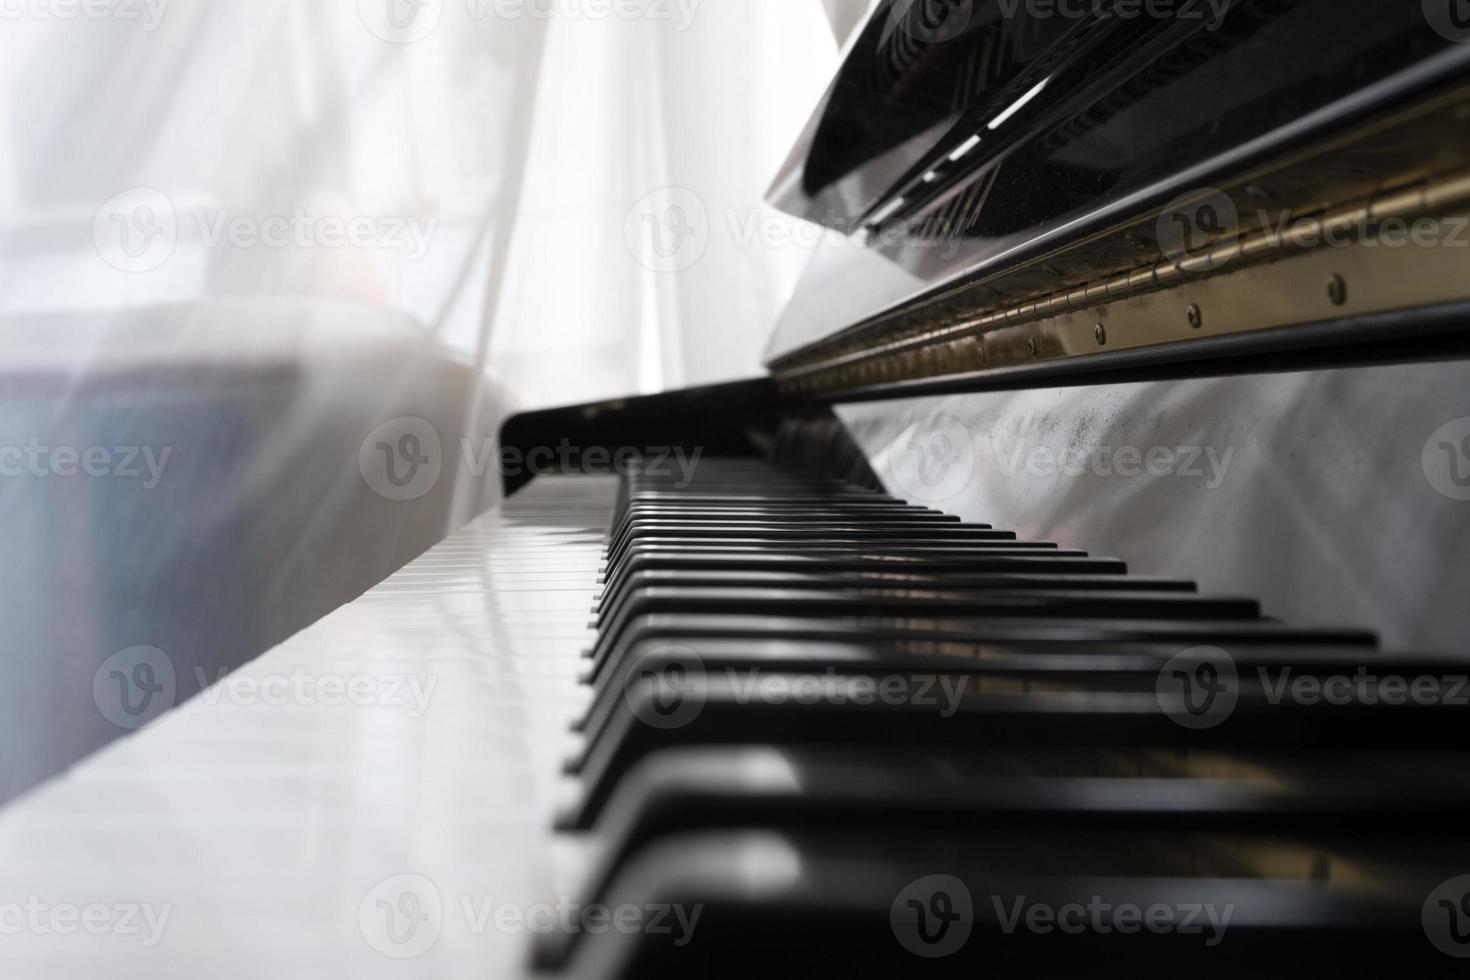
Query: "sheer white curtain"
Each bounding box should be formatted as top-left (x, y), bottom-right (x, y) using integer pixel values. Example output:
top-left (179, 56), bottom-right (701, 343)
top-left (0, 0), bottom-right (842, 457)
top-left (490, 0), bottom-right (842, 406)
top-left (0, 0), bottom-right (844, 803)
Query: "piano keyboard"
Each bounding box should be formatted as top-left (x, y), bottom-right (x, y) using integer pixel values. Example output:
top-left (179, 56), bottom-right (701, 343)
top-left (553, 459), bottom-right (1470, 976)
top-left (3, 465), bottom-right (1469, 977)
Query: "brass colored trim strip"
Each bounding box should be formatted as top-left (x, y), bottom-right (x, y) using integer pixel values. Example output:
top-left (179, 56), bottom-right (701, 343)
top-left (775, 168), bottom-right (1470, 390)
top-left (778, 199), bottom-right (1470, 395)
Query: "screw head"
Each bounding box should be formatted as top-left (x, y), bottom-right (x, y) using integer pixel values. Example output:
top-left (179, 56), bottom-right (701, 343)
top-left (1094, 323), bottom-right (1107, 346)
top-left (1187, 304), bottom-right (1203, 330)
top-left (1327, 274), bottom-right (1347, 306)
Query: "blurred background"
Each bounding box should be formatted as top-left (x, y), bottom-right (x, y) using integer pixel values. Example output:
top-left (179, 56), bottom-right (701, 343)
top-left (0, 0), bottom-right (873, 805)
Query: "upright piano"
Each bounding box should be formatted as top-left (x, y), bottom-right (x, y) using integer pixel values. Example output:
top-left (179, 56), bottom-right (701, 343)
top-left (5, 1), bottom-right (1470, 976)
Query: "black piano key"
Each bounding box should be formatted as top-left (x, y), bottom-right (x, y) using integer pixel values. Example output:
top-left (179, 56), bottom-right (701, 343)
top-left (602, 537), bottom-right (1035, 577)
top-left (546, 742), bottom-right (1470, 970)
top-left (585, 589), bottom-right (1263, 671)
top-left (602, 528), bottom-right (1019, 573)
top-left (594, 550), bottom-right (1128, 603)
top-left (590, 570), bottom-right (1191, 626)
top-left (595, 542), bottom-right (1086, 601)
top-left (614, 505), bottom-right (956, 518)
top-left (591, 740), bottom-right (1470, 845)
top-left (569, 655), bottom-right (1458, 829)
top-left (552, 830), bottom-right (1468, 979)
top-left (603, 517), bottom-right (990, 564)
top-left (606, 525), bottom-right (1012, 543)
top-left (574, 638), bottom-right (1441, 744)
top-left (584, 613), bottom-right (1376, 689)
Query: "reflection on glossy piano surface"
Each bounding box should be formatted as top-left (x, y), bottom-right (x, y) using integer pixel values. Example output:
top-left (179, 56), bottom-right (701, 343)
top-left (6, 1), bottom-right (1470, 976)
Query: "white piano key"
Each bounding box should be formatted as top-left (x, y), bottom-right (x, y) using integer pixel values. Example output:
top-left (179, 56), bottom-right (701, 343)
top-left (0, 475), bottom-right (617, 980)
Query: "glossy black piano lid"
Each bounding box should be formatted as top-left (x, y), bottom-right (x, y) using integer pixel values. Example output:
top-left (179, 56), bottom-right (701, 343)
top-left (765, 0), bottom-right (1470, 361)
